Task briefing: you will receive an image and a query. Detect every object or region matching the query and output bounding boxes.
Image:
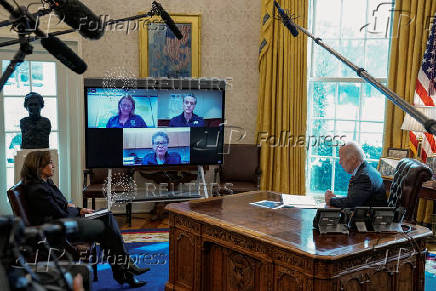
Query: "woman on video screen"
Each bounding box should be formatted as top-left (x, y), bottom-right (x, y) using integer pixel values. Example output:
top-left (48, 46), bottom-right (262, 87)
top-left (106, 95), bottom-right (147, 128)
top-left (142, 131), bottom-right (181, 165)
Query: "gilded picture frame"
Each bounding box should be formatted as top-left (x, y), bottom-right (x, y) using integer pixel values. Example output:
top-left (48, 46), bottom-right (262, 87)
top-left (139, 14), bottom-right (201, 78)
top-left (377, 157), bottom-right (401, 179)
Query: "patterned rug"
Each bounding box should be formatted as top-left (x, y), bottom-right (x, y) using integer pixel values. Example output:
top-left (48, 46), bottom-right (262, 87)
top-left (427, 252), bottom-right (436, 290)
top-left (92, 229), bottom-right (169, 291)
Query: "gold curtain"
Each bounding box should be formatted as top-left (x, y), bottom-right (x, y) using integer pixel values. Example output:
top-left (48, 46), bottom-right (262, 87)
top-left (383, 0), bottom-right (436, 223)
top-left (257, 0), bottom-right (308, 194)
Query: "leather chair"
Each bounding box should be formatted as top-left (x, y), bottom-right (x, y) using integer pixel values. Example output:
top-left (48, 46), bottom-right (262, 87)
top-left (387, 158), bottom-right (433, 222)
top-left (214, 144), bottom-right (262, 195)
top-left (7, 182), bottom-right (99, 281)
top-left (83, 168), bottom-right (135, 226)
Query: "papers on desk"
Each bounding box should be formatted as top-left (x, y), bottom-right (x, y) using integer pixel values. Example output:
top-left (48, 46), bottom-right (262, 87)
top-left (250, 195), bottom-right (325, 209)
top-left (84, 208), bottom-right (109, 219)
top-left (281, 194), bottom-right (325, 208)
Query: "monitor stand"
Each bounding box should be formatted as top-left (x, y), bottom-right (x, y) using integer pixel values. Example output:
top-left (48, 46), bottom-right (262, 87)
top-left (105, 165), bottom-right (209, 211)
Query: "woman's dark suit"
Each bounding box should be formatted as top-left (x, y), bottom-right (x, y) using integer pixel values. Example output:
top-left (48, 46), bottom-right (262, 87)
top-left (24, 179), bottom-right (127, 255)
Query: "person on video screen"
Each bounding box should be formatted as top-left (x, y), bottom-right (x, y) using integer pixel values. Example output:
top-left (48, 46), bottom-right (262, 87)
top-left (169, 94), bottom-right (205, 127)
top-left (106, 95), bottom-right (147, 128)
top-left (142, 131), bottom-right (181, 165)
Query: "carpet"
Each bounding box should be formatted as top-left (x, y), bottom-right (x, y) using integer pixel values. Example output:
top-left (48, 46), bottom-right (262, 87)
top-left (92, 229), bottom-right (169, 291)
top-left (89, 229), bottom-right (436, 290)
top-left (426, 252), bottom-right (436, 291)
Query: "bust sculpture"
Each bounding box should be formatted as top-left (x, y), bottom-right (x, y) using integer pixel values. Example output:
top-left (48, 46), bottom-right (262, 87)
top-left (20, 92), bottom-right (51, 149)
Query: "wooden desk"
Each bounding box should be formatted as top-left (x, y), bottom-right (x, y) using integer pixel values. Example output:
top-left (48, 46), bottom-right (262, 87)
top-left (383, 178), bottom-right (436, 201)
top-left (166, 191), bottom-right (432, 291)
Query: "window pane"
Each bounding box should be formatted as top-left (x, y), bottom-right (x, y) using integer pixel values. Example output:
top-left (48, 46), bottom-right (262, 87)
top-left (2, 61), bottom-right (30, 96)
top-left (360, 122), bottom-right (384, 133)
top-left (50, 131), bottom-right (59, 149)
top-left (361, 84), bottom-right (386, 121)
top-left (313, 0), bottom-right (341, 39)
top-left (365, 40), bottom-right (389, 77)
top-left (31, 62), bottom-right (57, 96)
top-left (310, 82), bottom-right (336, 118)
top-left (312, 40), bottom-right (340, 77)
top-left (338, 40), bottom-right (365, 77)
top-left (336, 120), bottom-right (359, 132)
top-left (334, 159), bottom-right (351, 196)
top-left (341, 0), bottom-right (367, 39)
top-left (7, 167), bottom-right (14, 189)
top-left (366, 0), bottom-right (394, 39)
top-left (360, 133), bottom-right (383, 159)
top-left (309, 157), bottom-right (332, 193)
top-left (3, 97), bottom-right (58, 131)
top-left (5, 132), bottom-right (21, 167)
top-left (337, 83), bottom-right (360, 119)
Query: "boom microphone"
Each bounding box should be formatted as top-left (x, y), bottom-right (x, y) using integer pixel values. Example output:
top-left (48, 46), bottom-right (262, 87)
top-left (273, 1), bottom-right (299, 37)
top-left (41, 35), bottom-right (87, 74)
top-left (44, 0), bottom-right (105, 40)
top-left (152, 1), bottom-right (183, 40)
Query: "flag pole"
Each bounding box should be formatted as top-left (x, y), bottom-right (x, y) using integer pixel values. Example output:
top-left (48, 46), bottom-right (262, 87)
top-left (273, 1), bottom-right (436, 135)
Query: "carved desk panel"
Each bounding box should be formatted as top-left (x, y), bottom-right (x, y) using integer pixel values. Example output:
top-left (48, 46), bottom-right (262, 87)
top-left (165, 191), bottom-right (432, 291)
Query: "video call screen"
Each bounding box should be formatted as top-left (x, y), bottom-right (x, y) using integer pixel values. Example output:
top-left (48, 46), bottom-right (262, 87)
top-left (85, 83), bottom-right (224, 168)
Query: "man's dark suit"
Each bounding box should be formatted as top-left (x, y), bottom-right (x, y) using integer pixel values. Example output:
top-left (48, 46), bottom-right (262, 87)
top-left (330, 161), bottom-right (387, 208)
top-left (24, 179), bottom-right (127, 255)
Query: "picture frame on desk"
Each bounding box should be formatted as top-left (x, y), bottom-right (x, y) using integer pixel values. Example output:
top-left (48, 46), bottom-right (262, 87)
top-left (139, 14), bottom-right (201, 78)
top-left (426, 155), bottom-right (436, 180)
top-left (377, 157), bottom-right (401, 179)
top-left (386, 147), bottom-right (410, 159)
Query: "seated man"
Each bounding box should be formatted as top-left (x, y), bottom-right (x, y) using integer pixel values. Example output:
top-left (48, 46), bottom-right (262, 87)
top-left (169, 94), bottom-right (205, 127)
top-left (325, 142), bottom-right (387, 208)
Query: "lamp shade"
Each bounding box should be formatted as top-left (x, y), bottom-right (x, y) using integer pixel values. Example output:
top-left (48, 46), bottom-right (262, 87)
top-left (401, 106), bottom-right (436, 133)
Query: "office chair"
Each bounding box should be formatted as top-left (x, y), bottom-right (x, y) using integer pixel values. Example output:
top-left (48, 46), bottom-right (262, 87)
top-left (214, 144), bottom-right (262, 195)
top-left (7, 181), bottom-right (99, 281)
top-left (388, 158), bottom-right (433, 222)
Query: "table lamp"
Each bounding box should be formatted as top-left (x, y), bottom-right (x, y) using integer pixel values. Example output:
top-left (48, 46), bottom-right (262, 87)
top-left (401, 106), bottom-right (436, 160)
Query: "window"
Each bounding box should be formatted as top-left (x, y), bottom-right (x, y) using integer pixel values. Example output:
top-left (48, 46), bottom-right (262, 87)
top-left (3, 61), bottom-right (59, 189)
top-left (0, 38), bottom-right (84, 215)
top-left (306, 0), bottom-right (393, 196)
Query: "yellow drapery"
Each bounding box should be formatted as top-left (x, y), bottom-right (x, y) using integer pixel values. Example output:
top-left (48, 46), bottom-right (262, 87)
top-left (383, 0), bottom-right (436, 223)
top-left (257, 0), bottom-right (308, 194)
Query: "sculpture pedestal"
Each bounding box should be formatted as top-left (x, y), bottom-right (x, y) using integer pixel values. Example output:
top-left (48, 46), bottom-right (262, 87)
top-left (14, 149), bottom-right (59, 185)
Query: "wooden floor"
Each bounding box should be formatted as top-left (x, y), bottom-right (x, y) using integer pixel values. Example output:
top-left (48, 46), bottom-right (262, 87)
top-left (115, 213), bottom-right (169, 230)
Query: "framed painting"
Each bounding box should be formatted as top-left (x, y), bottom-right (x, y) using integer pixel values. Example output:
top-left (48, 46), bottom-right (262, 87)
top-left (139, 14), bottom-right (201, 78)
top-left (377, 157), bottom-right (401, 179)
top-left (386, 147), bottom-right (410, 159)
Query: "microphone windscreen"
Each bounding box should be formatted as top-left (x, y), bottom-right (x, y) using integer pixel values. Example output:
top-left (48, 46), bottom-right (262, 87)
top-left (52, 0), bottom-right (105, 40)
top-left (73, 219), bottom-right (105, 242)
top-left (41, 35), bottom-right (87, 74)
top-left (273, 1), bottom-right (299, 37)
top-left (152, 1), bottom-right (183, 40)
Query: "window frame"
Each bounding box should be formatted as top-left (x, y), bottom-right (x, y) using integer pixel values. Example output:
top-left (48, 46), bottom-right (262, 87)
top-left (306, 0), bottom-right (392, 196)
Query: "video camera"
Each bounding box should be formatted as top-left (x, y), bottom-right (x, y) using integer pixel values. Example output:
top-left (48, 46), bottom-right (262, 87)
top-left (0, 215), bottom-right (104, 291)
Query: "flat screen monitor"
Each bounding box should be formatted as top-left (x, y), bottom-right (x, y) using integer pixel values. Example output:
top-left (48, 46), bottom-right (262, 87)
top-left (84, 78), bottom-right (225, 168)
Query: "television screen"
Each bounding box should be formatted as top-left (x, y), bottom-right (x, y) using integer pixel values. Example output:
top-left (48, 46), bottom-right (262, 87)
top-left (85, 79), bottom-right (225, 168)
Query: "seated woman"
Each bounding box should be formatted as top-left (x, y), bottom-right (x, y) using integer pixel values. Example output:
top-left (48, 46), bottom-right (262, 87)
top-left (142, 131), bottom-right (182, 165)
top-left (106, 95), bottom-right (147, 128)
top-left (21, 151), bottom-right (149, 288)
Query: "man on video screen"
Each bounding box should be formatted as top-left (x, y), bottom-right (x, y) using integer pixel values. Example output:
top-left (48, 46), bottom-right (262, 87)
top-left (169, 94), bottom-right (205, 127)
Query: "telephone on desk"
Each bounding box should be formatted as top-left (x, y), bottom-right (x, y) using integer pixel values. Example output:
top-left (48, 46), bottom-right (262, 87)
top-left (313, 207), bottom-right (406, 234)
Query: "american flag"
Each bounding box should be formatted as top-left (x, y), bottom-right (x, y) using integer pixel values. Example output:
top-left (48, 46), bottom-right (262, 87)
top-left (410, 15), bottom-right (436, 162)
